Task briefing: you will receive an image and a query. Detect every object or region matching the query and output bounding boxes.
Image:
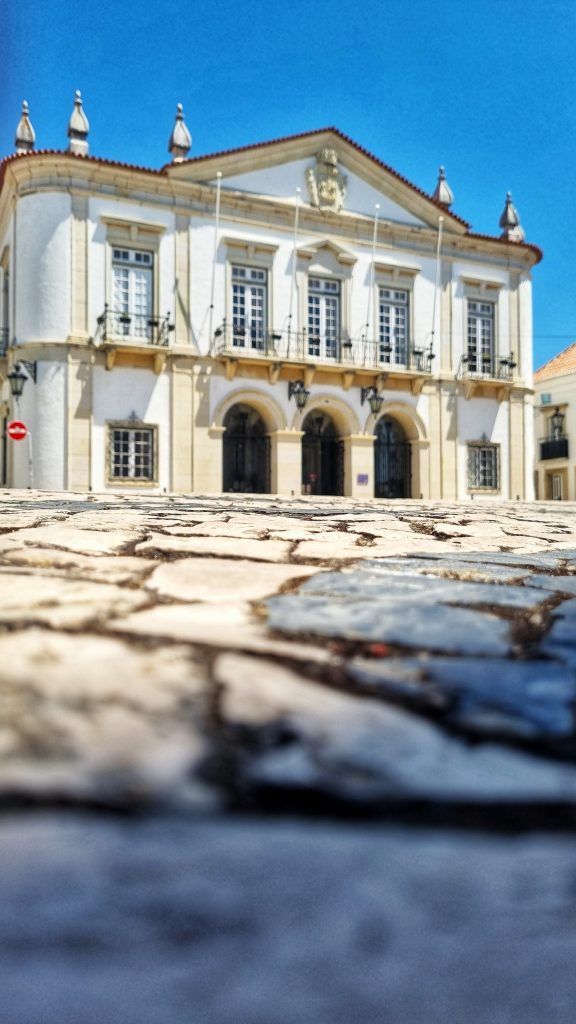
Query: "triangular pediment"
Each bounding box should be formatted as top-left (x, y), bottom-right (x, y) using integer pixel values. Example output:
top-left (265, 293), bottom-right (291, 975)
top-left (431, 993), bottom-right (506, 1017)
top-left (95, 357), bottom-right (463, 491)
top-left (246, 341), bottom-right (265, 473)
top-left (166, 128), bottom-right (468, 234)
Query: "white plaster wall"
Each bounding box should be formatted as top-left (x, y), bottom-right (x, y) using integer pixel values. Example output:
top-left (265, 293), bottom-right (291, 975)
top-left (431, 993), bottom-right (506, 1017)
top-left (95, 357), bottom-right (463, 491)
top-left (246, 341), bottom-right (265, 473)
top-left (15, 193), bottom-right (71, 342)
top-left (88, 199), bottom-right (175, 336)
top-left (213, 161), bottom-right (427, 224)
top-left (92, 367), bottom-right (170, 492)
top-left (456, 396), bottom-right (510, 498)
top-left (8, 360), bottom-right (66, 489)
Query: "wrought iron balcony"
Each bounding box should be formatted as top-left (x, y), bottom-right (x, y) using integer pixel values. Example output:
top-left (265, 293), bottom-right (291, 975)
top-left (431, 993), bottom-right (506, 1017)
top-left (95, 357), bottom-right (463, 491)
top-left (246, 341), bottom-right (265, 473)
top-left (460, 353), bottom-right (517, 381)
top-left (95, 305), bottom-right (174, 347)
top-left (213, 323), bottom-right (435, 373)
top-left (0, 327), bottom-right (8, 357)
top-left (539, 436), bottom-right (569, 461)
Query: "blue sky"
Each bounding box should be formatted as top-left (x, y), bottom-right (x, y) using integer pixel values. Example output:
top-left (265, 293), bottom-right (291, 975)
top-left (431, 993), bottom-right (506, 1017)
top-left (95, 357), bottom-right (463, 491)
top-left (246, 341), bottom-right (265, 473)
top-left (1, 0), bottom-right (574, 369)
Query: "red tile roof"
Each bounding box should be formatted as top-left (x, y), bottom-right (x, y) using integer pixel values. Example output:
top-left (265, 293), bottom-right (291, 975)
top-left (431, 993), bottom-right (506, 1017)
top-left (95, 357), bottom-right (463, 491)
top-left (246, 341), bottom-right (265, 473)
top-left (535, 342), bottom-right (576, 382)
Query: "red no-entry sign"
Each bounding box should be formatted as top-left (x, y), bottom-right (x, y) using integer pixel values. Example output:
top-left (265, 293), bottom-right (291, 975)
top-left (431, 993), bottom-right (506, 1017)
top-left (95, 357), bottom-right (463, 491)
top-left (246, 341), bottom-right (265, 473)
top-left (7, 420), bottom-right (28, 441)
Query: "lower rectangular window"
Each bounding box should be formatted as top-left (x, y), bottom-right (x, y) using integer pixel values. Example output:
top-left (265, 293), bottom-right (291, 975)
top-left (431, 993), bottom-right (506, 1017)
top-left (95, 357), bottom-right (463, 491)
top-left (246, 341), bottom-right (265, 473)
top-left (109, 425), bottom-right (156, 482)
top-left (467, 443), bottom-right (499, 490)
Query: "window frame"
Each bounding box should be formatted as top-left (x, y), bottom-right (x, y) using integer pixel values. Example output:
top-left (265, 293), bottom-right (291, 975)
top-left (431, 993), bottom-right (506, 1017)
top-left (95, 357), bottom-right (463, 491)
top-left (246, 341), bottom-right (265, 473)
top-left (307, 275), bottom-right (341, 360)
top-left (230, 264), bottom-right (268, 350)
top-left (467, 442), bottom-right (500, 492)
top-left (102, 217), bottom-right (165, 343)
top-left (106, 421), bottom-right (158, 486)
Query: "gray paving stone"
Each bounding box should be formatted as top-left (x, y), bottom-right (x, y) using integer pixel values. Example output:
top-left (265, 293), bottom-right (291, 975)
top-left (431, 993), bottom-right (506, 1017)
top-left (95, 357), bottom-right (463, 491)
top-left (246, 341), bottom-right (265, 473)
top-left (215, 654), bottom-right (576, 802)
top-left (1, 815), bottom-right (576, 1024)
top-left (350, 656), bottom-right (576, 740)
top-left (267, 593), bottom-right (512, 654)
top-left (299, 567), bottom-right (549, 609)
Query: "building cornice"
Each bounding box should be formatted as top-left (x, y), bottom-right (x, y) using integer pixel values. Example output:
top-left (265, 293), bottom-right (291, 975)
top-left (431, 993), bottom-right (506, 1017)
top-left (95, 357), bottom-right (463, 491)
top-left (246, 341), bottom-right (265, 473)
top-left (0, 149), bottom-right (542, 270)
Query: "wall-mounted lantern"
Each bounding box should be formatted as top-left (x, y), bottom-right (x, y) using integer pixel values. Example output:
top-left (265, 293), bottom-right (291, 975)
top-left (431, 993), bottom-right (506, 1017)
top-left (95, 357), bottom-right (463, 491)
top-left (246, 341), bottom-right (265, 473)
top-left (288, 380), bottom-right (310, 410)
top-left (551, 407), bottom-right (565, 439)
top-left (360, 385), bottom-right (384, 415)
top-left (7, 360), bottom-right (37, 399)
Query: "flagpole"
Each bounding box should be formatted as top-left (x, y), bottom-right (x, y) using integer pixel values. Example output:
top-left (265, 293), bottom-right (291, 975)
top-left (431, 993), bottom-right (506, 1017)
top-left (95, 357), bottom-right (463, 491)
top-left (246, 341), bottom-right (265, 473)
top-left (365, 203), bottom-right (380, 355)
top-left (430, 215), bottom-right (444, 359)
top-left (288, 187), bottom-right (301, 352)
top-left (208, 171), bottom-right (222, 347)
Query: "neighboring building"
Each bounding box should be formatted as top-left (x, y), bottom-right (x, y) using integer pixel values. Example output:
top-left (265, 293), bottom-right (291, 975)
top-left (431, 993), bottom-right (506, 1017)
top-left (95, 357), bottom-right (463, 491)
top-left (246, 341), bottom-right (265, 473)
top-left (0, 95), bottom-right (541, 498)
top-left (534, 343), bottom-right (576, 501)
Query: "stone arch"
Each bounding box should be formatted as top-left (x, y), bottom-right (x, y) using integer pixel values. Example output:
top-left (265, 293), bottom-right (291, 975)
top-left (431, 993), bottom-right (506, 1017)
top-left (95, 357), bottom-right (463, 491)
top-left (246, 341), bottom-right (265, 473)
top-left (290, 393), bottom-right (360, 436)
top-left (213, 388), bottom-right (287, 434)
top-left (371, 401), bottom-right (429, 499)
top-left (367, 401), bottom-right (428, 441)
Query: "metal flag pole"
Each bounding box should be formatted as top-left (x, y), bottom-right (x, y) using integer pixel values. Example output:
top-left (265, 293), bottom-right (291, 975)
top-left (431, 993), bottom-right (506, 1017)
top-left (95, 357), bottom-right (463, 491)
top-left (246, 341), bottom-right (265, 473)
top-left (364, 203), bottom-right (380, 358)
top-left (287, 187), bottom-right (301, 356)
top-left (208, 171), bottom-right (222, 349)
top-left (430, 215), bottom-right (444, 359)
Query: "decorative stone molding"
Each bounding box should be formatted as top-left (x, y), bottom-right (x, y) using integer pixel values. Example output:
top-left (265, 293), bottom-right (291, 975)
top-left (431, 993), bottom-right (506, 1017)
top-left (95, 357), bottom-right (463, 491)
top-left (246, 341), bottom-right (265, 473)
top-left (306, 148), bottom-right (347, 213)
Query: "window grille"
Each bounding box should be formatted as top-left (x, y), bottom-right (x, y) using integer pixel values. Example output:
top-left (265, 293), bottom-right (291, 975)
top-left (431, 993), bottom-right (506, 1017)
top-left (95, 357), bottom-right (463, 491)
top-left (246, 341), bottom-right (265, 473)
top-left (467, 443), bottom-right (499, 490)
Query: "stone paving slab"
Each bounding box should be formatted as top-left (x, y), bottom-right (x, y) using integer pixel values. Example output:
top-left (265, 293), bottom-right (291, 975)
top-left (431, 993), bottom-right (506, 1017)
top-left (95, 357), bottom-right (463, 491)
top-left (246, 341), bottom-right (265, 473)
top-left (1, 491), bottom-right (576, 1022)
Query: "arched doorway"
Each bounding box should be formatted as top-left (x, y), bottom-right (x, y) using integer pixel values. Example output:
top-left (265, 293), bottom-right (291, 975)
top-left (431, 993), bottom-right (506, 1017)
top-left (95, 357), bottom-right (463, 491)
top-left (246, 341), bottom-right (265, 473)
top-left (374, 416), bottom-right (411, 498)
top-left (223, 404), bottom-right (270, 493)
top-left (302, 410), bottom-right (344, 496)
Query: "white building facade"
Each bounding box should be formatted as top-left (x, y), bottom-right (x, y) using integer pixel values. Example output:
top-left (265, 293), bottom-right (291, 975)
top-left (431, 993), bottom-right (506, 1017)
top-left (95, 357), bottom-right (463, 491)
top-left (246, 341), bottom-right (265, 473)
top-left (0, 99), bottom-right (541, 499)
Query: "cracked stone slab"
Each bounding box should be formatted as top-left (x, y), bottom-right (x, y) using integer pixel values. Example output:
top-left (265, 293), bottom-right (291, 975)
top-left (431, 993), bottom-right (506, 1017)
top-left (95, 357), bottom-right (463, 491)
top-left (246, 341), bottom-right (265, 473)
top-left (0, 629), bottom-right (216, 809)
top-left (0, 573), bottom-right (148, 628)
top-left (136, 533), bottom-right (291, 562)
top-left (0, 547), bottom-right (155, 584)
top-left (111, 602), bottom-right (332, 663)
top-left (146, 558), bottom-right (322, 603)
top-left (349, 656), bottom-right (576, 741)
top-left (214, 654), bottom-right (576, 803)
top-left (0, 525), bottom-right (146, 556)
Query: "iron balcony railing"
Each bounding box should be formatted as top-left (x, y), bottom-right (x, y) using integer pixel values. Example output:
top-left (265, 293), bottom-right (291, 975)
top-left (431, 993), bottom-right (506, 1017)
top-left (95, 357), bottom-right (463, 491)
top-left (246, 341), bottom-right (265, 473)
top-left (539, 436), bottom-right (569, 461)
top-left (460, 353), bottom-right (517, 381)
top-left (213, 323), bottom-right (435, 373)
top-left (0, 327), bottom-right (8, 357)
top-left (95, 305), bottom-right (174, 347)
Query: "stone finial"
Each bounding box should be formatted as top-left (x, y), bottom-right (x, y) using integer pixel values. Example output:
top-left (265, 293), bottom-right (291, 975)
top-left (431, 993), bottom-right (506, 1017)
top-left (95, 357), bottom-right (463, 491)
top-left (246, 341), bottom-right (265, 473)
top-left (168, 103), bottom-right (192, 162)
top-left (432, 165), bottom-right (454, 207)
top-left (499, 191), bottom-right (525, 242)
top-left (67, 90), bottom-right (90, 156)
top-left (15, 101), bottom-right (36, 154)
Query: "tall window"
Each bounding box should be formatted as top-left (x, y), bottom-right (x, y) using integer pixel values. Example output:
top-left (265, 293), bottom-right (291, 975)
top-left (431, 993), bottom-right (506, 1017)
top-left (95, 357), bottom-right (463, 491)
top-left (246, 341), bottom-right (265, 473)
top-left (467, 443), bottom-right (499, 491)
top-left (467, 300), bottom-right (495, 375)
top-left (232, 266), bottom-right (267, 349)
top-left (379, 288), bottom-right (408, 365)
top-left (308, 277), bottom-right (340, 360)
top-left (109, 425), bottom-right (156, 482)
top-left (112, 248), bottom-right (153, 339)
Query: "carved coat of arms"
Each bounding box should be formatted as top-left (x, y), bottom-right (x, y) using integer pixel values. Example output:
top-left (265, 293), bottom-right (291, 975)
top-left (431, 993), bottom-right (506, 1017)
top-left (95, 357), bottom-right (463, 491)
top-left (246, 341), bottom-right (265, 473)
top-left (306, 148), bottom-right (347, 213)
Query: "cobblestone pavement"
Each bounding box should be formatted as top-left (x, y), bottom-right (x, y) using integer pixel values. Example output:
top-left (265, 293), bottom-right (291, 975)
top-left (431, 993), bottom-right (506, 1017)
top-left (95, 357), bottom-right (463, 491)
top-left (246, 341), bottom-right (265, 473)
top-left (2, 490), bottom-right (576, 1023)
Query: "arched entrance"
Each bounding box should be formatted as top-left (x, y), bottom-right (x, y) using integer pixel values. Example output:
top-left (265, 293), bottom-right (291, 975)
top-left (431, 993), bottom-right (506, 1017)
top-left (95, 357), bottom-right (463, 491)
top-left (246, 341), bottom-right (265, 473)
top-left (302, 411), bottom-right (344, 496)
top-left (223, 404), bottom-right (270, 493)
top-left (374, 416), bottom-right (411, 498)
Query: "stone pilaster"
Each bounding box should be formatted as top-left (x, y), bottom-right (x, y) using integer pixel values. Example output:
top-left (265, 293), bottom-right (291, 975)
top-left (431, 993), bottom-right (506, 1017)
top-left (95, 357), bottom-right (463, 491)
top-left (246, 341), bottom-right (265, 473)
top-left (174, 215), bottom-right (191, 346)
top-left (71, 195), bottom-right (89, 341)
top-left (270, 430), bottom-right (304, 495)
top-left (342, 434), bottom-right (374, 497)
top-left (171, 358), bottom-right (194, 492)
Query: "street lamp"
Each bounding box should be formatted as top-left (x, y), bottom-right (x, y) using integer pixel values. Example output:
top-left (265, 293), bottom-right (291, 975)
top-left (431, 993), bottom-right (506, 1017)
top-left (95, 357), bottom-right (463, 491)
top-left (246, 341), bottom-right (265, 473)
top-left (7, 360), bottom-right (37, 398)
top-left (288, 380), bottom-right (310, 410)
top-left (361, 385), bottom-right (384, 415)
